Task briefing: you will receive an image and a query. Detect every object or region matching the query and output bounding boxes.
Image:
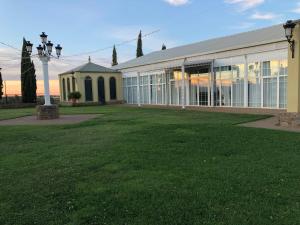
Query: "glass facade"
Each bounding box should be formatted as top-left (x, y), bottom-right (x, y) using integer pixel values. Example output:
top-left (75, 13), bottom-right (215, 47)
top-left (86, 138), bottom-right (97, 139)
top-left (122, 55), bottom-right (288, 109)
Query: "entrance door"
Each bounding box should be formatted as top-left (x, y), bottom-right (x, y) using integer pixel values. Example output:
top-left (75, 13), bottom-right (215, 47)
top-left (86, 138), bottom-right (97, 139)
top-left (98, 77), bottom-right (105, 104)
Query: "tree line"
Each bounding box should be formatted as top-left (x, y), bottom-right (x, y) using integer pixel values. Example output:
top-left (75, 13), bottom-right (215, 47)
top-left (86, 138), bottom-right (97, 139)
top-left (111, 30), bottom-right (167, 66)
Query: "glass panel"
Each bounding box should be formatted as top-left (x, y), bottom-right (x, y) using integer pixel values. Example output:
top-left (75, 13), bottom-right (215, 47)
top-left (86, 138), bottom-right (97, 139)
top-left (215, 68), bottom-right (221, 106)
top-left (279, 60), bottom-right (288, 109)
top-left (263, 61), bottom-right (278, 108)
top-left (199, 74), bottom-right (209, 106)
top-left (170, 80), bottom-right (178, 105)
top-left (232, 64), bottom-right (244, 107)
top-left (189, 74), bottom-right (198, 106)
top-left (279, 76), bottom-right (287, 109)
top-left (263, 77), bottom-right (277, 108)
top-left (248, 62), bottom-right (261, 108)
top-left (220, 68), bottom-right (232, 106)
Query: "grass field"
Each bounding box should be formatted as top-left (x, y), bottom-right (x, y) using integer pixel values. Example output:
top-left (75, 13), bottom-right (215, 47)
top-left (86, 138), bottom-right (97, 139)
top-left (0, 106), bottom-right (300, 225)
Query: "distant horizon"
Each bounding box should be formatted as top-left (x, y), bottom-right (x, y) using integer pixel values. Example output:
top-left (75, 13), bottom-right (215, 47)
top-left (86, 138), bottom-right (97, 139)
top-left (4, 80), bottom-right (60, 96)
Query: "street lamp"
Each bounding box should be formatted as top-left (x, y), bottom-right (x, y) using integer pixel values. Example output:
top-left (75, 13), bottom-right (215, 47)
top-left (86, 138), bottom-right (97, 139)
top-left (283, 20), bottom-right (296, 58)
top-left (26, 32), bottom-right (62, 106)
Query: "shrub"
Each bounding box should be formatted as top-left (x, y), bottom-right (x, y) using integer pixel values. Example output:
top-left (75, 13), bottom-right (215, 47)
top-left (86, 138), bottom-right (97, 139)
top-left (68, 91), bottom-right (82, 100)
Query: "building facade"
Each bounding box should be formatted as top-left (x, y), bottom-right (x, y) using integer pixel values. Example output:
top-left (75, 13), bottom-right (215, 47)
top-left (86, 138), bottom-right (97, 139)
top-left (59, 58), bottom-right (123, 104)
top-left (114, 22), bottom-right (300, 113)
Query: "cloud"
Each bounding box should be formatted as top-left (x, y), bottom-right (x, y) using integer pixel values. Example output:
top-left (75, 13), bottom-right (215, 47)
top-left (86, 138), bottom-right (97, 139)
top-left (225, 0), bottom-right (264, 11)
top-left (250, 12), bottom-right (280, 20)
top-left (292, 2), bottom-right (300, 14)
top-left (164, 0), bottom-right (190, 6)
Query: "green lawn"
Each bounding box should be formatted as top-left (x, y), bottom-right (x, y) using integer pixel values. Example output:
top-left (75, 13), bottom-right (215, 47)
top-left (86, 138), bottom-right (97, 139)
top-left (0, 106), bottom-right (300, 225)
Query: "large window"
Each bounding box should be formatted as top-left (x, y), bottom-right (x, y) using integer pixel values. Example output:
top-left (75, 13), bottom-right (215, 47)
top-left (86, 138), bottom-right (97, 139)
top-left (149, 72), bottom-right (166, 105)
top-left (84, 76), bottom-right (93, 102)
top-left (110, 77), bottom-right (117, 100)
top-left (214, 66), bottom-right (232, 107)
top-left (123, 76), bottom-right (137, 104)
top-left (262, 61), bottom-right (277, 108)
top-left (248, 60), bottom-right (288, 109)
top-left (189, 69), bottom-right (210, 106)
top-left (123, 72), bottom-right (166, 105)
top-left (140, 76), bottom-right (149, 104)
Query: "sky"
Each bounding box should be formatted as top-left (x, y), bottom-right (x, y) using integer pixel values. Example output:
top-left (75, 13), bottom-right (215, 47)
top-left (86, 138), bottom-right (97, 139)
top-left (1, 0), bottom-right (300, 94)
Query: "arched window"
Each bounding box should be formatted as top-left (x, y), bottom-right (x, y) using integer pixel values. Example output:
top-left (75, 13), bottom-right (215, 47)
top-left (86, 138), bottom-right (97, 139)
top-left (62, 78), bottom-right (66, 101)
top-left (110, 77), bottom-right (117, 100)
top-left (85, 76), bottom-right (93, 101)
top-left (98, 77), bottom-right (105, 104)
top-left (67, 78), bottom-right (71, 97)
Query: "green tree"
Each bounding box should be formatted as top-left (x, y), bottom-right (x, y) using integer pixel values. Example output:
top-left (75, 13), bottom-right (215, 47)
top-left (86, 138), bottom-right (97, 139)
top-left (112, 45), bottom-right (118, 66)
top-left (0, 70), bottom-right (3, 99)
top-left (136, 30), bottom-right (143, 58)
top-left (21, 38), bottom-right (37, 103)
top-left (162, 44), bottom-right (166, 50)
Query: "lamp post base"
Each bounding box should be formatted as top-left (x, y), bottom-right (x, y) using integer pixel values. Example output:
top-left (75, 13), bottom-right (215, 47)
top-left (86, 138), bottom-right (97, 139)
top-left (36, 105), bottom-right (59, 120)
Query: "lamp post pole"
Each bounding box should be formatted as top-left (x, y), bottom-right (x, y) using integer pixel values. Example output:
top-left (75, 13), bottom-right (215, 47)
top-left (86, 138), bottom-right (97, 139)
top-left (26, 32), bottom-right (62, 120)
top-left (26, 32), bottom-right (62, 106)
top-left (41, 57), bottom-right (51, 105)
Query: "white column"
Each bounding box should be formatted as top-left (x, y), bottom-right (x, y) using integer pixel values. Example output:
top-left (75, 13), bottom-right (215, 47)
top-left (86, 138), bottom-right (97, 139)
top-left (244, 55), bottom-right (248, 108)
top-left (148, 74), bottom-right (151, 104)
top-left (181, 64), bottom-right (185, 109)
top-left (41, 57), bottom-right (51, 106)
top-left (210, 61), bottom-right (214, 106)
top-left (137, 72), bottom-right (141, 107)
top-left (260, 62), bottom-right (264, 108)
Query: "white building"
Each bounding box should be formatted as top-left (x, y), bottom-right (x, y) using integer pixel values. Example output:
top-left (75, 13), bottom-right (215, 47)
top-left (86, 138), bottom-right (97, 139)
top-left (114, 24), bottom-right (289, 111)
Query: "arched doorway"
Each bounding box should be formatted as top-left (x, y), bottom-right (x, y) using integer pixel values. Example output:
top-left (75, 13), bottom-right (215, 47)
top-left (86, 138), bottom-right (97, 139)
top-left (98, 77), bottom-right (105, 104)
top-left (85, 76), bottom-right (93, 101)
top-left (110, 77), bottom-right (117, 100)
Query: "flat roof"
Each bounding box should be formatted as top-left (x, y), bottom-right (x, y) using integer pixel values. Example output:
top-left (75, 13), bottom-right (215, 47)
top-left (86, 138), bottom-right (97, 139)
top-left (113, 24), bottom-right (286, 70)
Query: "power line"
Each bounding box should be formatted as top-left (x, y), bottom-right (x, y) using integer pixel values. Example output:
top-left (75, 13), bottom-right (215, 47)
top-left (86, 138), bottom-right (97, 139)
top-left (61, 29), bottom-right (160, 58)
top-left (0, 41), bottom-right (22, 52)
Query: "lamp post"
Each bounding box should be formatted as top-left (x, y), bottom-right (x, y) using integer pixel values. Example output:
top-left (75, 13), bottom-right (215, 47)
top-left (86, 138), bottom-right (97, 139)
top-left (283, 20), bottom-right (296, 59)
top-left (26, 32), bottom-right (62, 105)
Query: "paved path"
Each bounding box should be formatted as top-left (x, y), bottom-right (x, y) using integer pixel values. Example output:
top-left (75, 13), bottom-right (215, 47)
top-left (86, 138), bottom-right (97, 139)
top-left (240, 116), bottom-right (300, 133)
top-left (0, 114), bottom-right (100, 126)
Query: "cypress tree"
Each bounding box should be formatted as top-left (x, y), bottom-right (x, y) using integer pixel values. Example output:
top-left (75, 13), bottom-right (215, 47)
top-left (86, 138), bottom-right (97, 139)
top-left (136, 30), bottom-right (143, 58)
top-left (0, 70), bottom-right (3, 100)
top-left (21, 38), bottom-right (37, 103)
top-left (112, 45), bottom-right (118, 66)
top-left (29, 61), bottom-right (37, 102)
top-left (162, 44), bottom-right (166, 50)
